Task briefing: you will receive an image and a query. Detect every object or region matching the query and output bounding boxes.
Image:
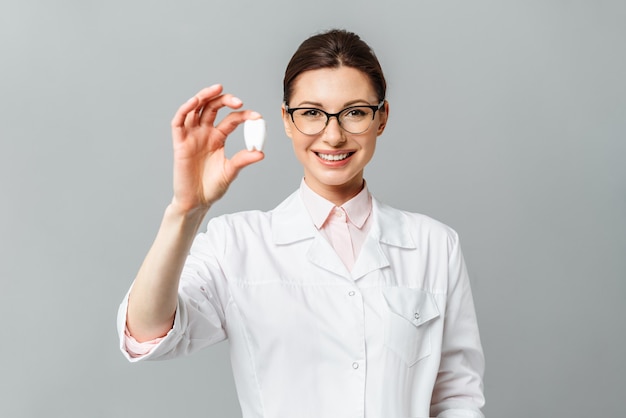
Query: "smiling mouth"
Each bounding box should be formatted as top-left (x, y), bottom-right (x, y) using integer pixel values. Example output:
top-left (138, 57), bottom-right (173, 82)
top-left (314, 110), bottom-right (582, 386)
top-left (315, 152), bottom-right (354, 161)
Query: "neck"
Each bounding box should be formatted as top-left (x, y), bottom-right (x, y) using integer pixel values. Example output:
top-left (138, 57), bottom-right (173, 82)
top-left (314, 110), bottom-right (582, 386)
top-left (304, 177), bottom-right (365, 206)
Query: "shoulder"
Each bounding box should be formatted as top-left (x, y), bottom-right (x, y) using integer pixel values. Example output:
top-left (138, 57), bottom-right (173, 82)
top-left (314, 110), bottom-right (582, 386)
top-left (195, 191), bottom-right (304, 259)
top-left (204, 190), bottom-right (301, 237)
top-left (205, 209), bottom-right (271, 236)
top-left (372, 197), bottom-right (460, 247)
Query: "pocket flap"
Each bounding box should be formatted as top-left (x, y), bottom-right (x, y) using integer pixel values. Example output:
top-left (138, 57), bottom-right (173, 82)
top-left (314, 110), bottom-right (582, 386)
top-left (383, 287), bottom-right (440, 327)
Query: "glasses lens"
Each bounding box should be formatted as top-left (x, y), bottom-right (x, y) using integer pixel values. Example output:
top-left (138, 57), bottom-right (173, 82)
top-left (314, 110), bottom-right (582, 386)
top-left (339, 106), bottom-right (375, 134)
top-left (290, 105), bottom-right (378, 135)
top-left (292, 108), bottom-right (327, 135)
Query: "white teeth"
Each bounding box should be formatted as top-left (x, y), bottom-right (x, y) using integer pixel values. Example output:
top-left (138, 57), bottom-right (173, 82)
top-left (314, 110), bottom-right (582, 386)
top-left (317, 152), bottom-right (350, 161)
top-left (244, 119), bottom-right (266, 151)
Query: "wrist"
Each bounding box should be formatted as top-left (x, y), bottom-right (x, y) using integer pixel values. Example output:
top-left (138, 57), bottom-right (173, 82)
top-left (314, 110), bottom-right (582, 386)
top-left (168, 198), bottom-right (210, 218)
top-left (164, 200), bottom-right (210, 231)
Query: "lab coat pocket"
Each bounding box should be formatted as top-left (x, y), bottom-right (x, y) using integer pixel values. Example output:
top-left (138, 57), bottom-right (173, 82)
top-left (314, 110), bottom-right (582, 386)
top-left (383, 287), bottom-right (440, 367)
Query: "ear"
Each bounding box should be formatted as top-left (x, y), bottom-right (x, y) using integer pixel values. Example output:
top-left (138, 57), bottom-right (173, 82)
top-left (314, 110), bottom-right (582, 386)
top-left (376, 100), bottom-right (389, 136)
top-left (281, 104), bottom-right (294, 139)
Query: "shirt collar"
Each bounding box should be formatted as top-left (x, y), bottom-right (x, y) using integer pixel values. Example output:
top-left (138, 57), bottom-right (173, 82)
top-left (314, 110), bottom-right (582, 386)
top-left (299, 178), bottom-right (372, 229)
top-left (271, 187), bottom-right (415, 249)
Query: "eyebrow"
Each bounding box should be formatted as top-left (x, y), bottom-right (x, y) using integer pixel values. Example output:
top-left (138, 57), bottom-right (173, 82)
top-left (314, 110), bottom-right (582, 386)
top-left (294, 99), bottom-right (373, 108)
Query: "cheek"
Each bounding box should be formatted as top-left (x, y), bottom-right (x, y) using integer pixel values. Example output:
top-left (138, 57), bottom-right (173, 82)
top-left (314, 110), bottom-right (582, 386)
top-left (359, 136), bottom-right (378, 155)
top-left (290, 136), bottom-right (310, 158)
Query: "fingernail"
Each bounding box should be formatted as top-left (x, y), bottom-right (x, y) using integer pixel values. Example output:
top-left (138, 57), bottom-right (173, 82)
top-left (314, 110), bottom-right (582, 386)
top-left (231, 97), bottom-right (242, 105)
top-left (249, 111), bottom-right (261, 119)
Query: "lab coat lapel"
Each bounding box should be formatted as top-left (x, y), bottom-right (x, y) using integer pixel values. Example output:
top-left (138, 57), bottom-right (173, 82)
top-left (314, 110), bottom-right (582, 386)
top-left (306, 235), bottom-right (351, 278)
top-left (350, 234), bottom-right (390, 280)
top-left (370, 197), bottom-right (415, 249)
top-left (271, 191), bottom-right (416, 281)
top-left (271, 191), bottom-right (316, 244)
top-left (351, 197), bottom-right (416, 280)
top-left (271, 190), bottom-right (351, 278)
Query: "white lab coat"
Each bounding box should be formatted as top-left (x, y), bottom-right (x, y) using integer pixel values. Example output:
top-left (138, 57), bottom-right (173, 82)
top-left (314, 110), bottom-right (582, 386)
top-left (118, 189), bottom-right (485, 418)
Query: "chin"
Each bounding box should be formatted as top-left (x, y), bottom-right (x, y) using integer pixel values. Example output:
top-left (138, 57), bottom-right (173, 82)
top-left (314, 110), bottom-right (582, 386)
top-left (320, 172), bottom-right (362, 188)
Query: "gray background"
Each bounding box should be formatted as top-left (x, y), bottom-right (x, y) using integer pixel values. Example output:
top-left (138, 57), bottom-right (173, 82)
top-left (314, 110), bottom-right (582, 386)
top-left (1, 0), bottom-right (624, 417)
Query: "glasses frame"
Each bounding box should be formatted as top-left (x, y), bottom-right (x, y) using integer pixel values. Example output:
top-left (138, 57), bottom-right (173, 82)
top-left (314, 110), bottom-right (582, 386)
top-left (285, 101), bottom-right (385, 135)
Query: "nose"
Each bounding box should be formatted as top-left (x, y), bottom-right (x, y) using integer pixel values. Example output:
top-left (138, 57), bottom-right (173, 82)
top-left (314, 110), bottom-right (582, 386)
top-left (323, 116), bottom-right (346, 147)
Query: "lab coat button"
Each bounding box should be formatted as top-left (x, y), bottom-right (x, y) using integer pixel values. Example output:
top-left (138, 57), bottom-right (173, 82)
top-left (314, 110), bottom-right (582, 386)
top-left (414, 312), bottom-right (420, 320)
top-left (348, 291), bottom-right (356, 296)
top-left (352, 362), bottom-right (359, 369)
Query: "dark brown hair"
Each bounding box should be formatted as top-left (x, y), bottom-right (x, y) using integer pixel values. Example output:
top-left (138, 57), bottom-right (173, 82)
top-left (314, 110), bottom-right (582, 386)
top-left (283, 29), bottom-right (386, 105)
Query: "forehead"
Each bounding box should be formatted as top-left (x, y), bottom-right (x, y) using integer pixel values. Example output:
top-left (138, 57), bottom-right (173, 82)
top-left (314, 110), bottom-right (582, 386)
top-left (290, 66), bottom-right (377, 107)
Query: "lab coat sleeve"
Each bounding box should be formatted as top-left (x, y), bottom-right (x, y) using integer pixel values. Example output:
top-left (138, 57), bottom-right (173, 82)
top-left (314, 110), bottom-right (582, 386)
top-left (430, 230), bottom-right (486, 418)
top-left (117, 220), bottom-right (230, 362)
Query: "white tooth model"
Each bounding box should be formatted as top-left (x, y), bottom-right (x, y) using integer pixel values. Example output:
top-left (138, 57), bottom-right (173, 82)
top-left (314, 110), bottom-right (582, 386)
top-left (243, 119), bottom-right (266, 151)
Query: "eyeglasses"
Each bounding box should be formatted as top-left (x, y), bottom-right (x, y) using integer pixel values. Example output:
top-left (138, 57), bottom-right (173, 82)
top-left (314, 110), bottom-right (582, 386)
top-left (285, 101), bottom-right (385, 135)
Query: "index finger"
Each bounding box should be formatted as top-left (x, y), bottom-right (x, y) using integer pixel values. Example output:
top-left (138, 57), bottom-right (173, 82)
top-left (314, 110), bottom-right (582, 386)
top-left (171, 84), bottom-right (224, 128)
top-left (198, 93), bottom-right (244, 127)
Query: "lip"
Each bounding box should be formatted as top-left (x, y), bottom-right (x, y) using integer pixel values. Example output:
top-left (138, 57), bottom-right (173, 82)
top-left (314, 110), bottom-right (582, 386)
top-left (313, 150), bottom-right (356, 167)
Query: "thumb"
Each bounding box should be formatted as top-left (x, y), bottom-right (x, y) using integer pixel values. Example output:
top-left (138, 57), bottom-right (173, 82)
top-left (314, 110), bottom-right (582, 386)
top-left (229, 149), bottom-right (265, 173)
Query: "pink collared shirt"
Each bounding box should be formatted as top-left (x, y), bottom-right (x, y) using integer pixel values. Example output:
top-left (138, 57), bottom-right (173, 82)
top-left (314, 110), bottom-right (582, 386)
top-left (299, 178), bottom-right (372, 270)
top-left (124, 179), bottom-right (373, 356)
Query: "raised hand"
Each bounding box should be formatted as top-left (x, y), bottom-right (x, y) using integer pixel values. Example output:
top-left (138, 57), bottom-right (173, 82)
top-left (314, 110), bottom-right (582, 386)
top-left (170, 84), bottom-right (264, 213)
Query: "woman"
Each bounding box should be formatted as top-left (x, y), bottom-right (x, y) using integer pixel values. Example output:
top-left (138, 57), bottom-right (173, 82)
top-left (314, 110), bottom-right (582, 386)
top-left (118, 29), bottom-right (486, 418)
